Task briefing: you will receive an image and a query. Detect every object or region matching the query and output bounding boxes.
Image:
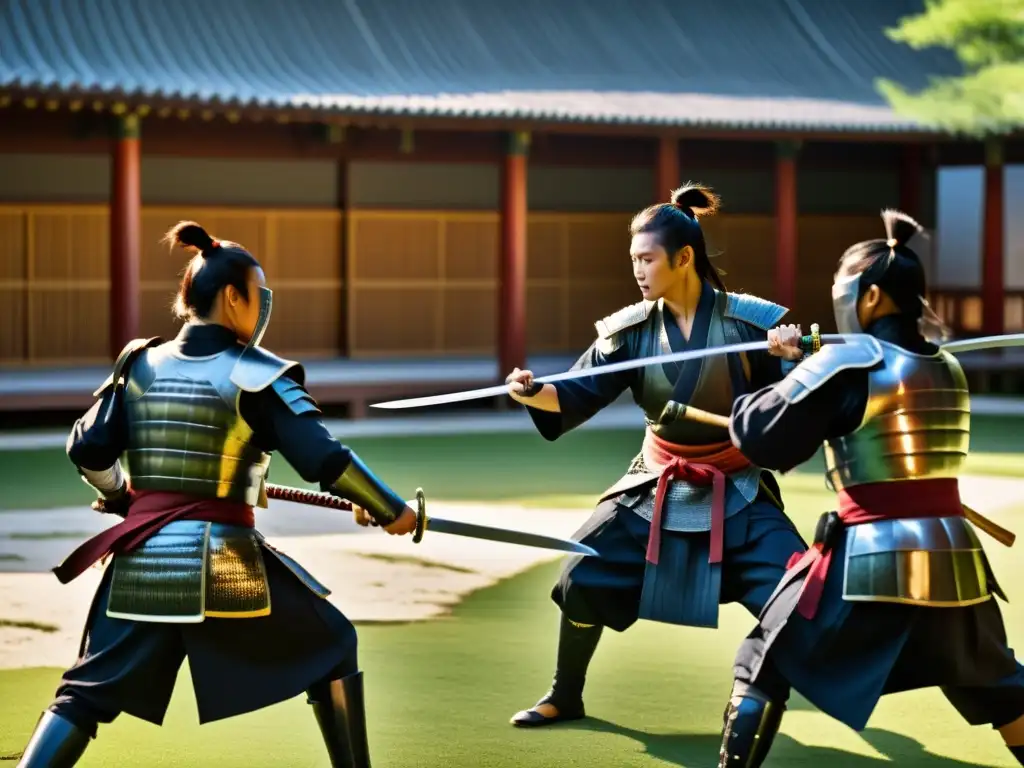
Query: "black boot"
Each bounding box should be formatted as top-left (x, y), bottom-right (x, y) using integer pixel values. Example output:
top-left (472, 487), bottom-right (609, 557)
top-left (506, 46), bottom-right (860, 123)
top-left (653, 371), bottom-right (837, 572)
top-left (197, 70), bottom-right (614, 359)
top-left (510, 615), bottom-right (603, 727)
top-left (1009, 745), bottom-right (1024, 765)
top-left (718, 682), bottom-right (785, 768)
top-left (16, 711), bottom-right (90, 768)
top-left (309, 671), bottom-right (371, 768)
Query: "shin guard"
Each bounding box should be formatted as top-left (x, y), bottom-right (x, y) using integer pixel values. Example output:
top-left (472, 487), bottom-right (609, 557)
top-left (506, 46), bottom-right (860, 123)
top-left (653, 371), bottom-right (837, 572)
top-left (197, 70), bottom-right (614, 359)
top-left (718, 682), bottom-right (785, 768)
top-left (309, 671), bottom-right (371, 768)
top-left (16, 712), bottom-right (90, 768)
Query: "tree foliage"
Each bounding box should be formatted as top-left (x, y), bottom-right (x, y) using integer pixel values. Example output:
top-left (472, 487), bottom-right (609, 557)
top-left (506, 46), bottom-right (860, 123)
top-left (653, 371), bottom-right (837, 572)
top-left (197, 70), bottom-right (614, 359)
top-left (877, 0), bottom-right (1024, 135)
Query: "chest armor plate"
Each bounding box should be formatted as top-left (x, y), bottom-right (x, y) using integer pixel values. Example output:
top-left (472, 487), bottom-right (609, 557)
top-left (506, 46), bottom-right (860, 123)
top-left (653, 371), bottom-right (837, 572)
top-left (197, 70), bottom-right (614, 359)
top-left (824, 341), bottom-right (970, 490)
top-left (123, 344), bottom-right (272, 506)
top-left (636, 303), bottom-right (735, 445)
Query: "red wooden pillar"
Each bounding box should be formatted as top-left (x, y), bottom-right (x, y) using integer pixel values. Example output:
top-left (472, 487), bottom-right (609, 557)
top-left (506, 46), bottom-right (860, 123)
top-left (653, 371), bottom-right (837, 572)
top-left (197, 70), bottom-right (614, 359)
top-left (655, 135), bottom-right (680, 202)
top-left (499, 131), bottom-right (529, 377)
top-left (900, 144), bottom-right (922, 215)
top-left (774, 141), bottom-right (799, 310)
top-left (982, 139), bottom-right (1005, 335)
top-left (110, 113), bottom-right (141, 358)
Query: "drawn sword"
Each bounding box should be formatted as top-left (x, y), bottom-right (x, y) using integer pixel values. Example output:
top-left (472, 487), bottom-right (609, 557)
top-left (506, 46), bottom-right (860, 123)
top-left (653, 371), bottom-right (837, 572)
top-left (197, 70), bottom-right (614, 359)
top-left (265, 483), bottom-right (599, 557)
top-left (370, 331), bottom-right (1024, 411)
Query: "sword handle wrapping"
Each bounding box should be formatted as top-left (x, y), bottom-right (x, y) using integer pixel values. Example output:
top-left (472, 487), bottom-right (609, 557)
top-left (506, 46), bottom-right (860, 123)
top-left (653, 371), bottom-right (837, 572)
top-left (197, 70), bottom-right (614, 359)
top-left (266, 483), bottom-right (353, 511)
top-left (798, 323), bottom-right (822, 354)
top-left (412, 487), bottom-right (428, 544)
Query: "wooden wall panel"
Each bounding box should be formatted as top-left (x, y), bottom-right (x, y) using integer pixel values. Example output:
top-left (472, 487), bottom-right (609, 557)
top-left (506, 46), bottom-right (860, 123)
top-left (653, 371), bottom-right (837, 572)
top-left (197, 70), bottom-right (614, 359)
top-left (0, 203), bottom-right (907, 366)
top-left (0, 205), bottom-right (341, 364)
top-left (795, 214), bottom-right (882, 331)
top-left (29, 287), bottom-right (109, 361)
top-left (0, 288), bottom-right (27, 363)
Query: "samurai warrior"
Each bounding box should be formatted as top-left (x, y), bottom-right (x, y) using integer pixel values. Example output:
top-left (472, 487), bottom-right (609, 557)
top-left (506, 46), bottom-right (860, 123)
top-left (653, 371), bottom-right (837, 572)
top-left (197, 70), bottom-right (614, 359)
top-left (15, 221), bottom-right (419, 768)
top-left (504, 184), bottom-right (808, 727)
top-left (717, 210), bottom-right (1024, 767)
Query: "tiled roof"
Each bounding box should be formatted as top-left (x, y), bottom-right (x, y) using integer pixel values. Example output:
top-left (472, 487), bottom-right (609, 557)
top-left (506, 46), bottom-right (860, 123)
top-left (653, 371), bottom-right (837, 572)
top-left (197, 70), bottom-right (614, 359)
top-left (0, 0), bottom-right (961, 133)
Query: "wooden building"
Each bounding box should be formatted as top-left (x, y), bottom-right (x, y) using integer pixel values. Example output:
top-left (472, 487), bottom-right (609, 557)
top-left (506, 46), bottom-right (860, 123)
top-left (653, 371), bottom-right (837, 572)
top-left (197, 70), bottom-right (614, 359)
top-left (0, 0), bottom-right (1019, 408)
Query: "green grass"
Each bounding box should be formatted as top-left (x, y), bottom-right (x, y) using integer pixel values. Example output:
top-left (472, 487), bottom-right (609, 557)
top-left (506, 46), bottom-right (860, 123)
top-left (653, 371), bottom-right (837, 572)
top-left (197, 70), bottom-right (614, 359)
top-left (1, 517), bottom-right (1021, 766)
top-left (1, 420), bottom-right (1022, 765)
top-left (1, 414), bottom-right (1022, 512)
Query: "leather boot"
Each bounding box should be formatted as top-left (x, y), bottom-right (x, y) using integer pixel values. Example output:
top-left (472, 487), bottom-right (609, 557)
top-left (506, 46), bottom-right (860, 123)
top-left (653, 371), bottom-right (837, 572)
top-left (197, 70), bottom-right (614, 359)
top-left (16, 711), bottom-right (90, 768)
top-left (309, 671), bottom-right (372, 768)
top-left (510, 615), bottom-right (602, 727)
top-left (718, 682), bottom-right (785, 768)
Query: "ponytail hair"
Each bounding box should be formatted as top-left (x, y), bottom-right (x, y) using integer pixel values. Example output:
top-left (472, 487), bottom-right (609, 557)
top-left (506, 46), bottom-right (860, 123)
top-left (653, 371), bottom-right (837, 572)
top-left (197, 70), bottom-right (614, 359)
top-left (629, 182), bottom-right (726, 292)
top-left (835, 209), bottom-right (950, 343)
top-left (161, 220), bottom-right (260, 320)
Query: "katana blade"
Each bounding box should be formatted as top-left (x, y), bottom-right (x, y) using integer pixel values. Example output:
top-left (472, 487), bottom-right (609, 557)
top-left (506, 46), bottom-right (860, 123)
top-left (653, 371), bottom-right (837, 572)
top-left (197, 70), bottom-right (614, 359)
top-left (370, 339), bottom-right (773, 409)
top-left (369, 332), bottom-right (1024, 411)
top-left (265, 483), bottom-right (598, 557)
top-left (419, 516), bottom-right (599, 556)
top-left (940, 333), bottom-right (1024, 354)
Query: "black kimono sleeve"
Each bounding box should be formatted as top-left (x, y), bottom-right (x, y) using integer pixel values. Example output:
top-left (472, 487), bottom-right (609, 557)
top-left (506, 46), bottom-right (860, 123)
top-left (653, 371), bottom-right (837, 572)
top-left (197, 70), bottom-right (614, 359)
top-left (729, 367), bottom-right (869, 474)
top-left (66, 388), bottom-right (128, 472)
top-left (240, 378), bottom-right (353, 486)
top-left (526, 337), bottom-right (637, 441)
top-left (242, 377), bottom-right (407, 526)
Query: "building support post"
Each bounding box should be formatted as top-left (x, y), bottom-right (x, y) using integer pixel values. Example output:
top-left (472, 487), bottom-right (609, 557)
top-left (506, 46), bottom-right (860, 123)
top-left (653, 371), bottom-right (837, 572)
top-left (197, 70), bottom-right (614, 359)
top-left (774, 140), bottom-right (799, 311)
top-left (982, 138), bottom-right (1005, 336)
top-left (899, 144), bottom-right (922, 216)
top-left (499, 131), bottom-right (529, 379)
top-left (655, 136), bottom-right (680, 202)
top-left (110, 112), bottom-right (141, 358)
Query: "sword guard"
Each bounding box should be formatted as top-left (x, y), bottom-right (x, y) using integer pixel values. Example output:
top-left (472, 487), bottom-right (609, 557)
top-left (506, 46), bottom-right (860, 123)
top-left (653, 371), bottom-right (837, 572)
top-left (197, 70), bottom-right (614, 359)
top-left (412, 487), bottom-right (428, 544)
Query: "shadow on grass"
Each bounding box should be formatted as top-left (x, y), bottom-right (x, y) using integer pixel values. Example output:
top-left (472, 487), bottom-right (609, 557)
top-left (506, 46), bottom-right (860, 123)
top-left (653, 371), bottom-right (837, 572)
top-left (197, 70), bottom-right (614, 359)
top-left (558, 719), bottom-right (1008, 767)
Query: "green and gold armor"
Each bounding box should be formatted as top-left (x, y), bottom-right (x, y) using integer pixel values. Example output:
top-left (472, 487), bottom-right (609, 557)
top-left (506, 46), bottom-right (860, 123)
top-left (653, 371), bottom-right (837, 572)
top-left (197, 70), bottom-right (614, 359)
top-left (102, 336), bottom-right (329, 622)
top-left (121, 342), bottom-right (299, 505)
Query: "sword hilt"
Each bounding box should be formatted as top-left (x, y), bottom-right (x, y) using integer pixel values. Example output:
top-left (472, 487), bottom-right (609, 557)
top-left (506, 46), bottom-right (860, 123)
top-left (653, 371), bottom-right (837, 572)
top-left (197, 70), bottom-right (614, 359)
top-left (266, 483), bottom-right (353, 511)
top-left (412, 487), bottom-right (428, 544)
top-left (798, 323), bottom-right (822, 354)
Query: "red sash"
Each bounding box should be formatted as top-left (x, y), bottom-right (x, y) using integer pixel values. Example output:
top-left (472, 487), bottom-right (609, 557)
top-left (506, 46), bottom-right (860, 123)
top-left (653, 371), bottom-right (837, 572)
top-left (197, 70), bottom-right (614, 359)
top-left (788, 478), bottom-right (964, 620)
top-left (53, 489), bottom-right (255, 584)
top-left (640, 430), bottom-right (752, 565)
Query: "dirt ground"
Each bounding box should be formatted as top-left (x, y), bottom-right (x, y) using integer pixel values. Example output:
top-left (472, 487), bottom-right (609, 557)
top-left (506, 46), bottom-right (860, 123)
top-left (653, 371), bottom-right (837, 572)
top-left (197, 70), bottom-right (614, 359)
top-left (0, 501), bottom-right (592, 670)
top-left (0, 472), bottom-right (1019, 670)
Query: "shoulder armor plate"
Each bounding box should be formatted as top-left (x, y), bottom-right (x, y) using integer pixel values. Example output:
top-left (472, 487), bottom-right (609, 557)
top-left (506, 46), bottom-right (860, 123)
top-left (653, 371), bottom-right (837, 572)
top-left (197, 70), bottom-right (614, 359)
top-left (723, 293), bottom-right (789, 331)
top-left (270, 376), bottom-right (322, 417)
top-left (777, 338), bottom-right (884, 405)
top-left (93, 336), bottom-right (164, 397)
top-left (229, 346), bottom-right (305, 392)
top-left (594, 300), bottom-right (655, 354)
top-left (594, 300), bottom-right (655, 338)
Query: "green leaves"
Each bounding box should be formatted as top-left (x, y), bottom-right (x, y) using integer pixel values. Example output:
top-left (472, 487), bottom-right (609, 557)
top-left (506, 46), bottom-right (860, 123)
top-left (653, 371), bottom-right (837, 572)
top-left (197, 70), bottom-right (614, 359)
top-left (877, 0), bottom-right (1024, 135)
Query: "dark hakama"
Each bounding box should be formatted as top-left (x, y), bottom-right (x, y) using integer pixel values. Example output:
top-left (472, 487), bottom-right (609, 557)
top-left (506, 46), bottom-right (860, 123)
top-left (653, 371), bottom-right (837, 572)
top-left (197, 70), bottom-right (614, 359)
top-left (729, 315), bottom-right (1024, 730)
top-left (738, 531), bottom-right (1024, 730)
top-left (53, 554), bottom-right (357, 730)
top-left (552, 494), bottom-right (806, 632)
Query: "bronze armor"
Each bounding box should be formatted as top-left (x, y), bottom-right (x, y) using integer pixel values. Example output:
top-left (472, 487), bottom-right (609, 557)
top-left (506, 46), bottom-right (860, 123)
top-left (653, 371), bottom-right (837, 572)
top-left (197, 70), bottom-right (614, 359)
top-left (782, 339), bottom-right (991, 607)
top-left (825, 340), bottom-right (970, 490)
